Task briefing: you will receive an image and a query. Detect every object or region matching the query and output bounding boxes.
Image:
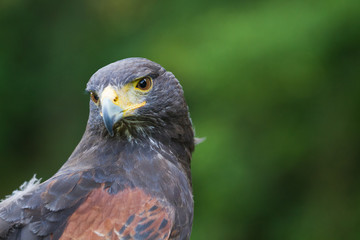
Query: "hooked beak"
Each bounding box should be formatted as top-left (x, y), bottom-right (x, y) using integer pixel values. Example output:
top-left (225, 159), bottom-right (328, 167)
top-left (100, 86), bottom-right (124, 137)
top-left (101, 97), bottom-right (124, 137)
top-left (99, 85), bottom-right (147, 137)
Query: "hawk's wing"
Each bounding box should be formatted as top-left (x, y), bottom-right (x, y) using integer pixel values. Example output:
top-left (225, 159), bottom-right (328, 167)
top-left (0, 170), bottom-right (174, 240)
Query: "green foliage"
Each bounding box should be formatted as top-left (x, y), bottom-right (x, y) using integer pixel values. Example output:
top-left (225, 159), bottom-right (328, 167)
top-left (0, 0), bottom-right (359, 239)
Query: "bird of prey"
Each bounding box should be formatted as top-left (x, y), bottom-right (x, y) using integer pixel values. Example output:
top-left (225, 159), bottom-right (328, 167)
top-left (0, 58), bottom-right (196, 240)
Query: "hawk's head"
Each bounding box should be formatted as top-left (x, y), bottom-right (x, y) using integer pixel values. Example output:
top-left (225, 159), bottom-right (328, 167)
top-left (85, 58), bottom-right (194, 148)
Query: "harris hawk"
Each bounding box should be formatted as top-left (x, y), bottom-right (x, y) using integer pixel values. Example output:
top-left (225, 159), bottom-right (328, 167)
top-left (0, 58), bottom-right (197, 240)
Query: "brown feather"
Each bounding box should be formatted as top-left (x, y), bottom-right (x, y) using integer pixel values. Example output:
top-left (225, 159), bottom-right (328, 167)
top-left (60, 186), bottom-right (173, 240)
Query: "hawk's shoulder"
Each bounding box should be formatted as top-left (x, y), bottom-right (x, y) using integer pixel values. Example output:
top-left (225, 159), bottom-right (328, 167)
top-left (0, 170), bottom-right (175, 240)
top-left (61, 186), bottom-right (173, 240)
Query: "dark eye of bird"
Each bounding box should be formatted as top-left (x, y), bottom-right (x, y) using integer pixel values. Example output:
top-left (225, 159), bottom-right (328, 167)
top-left (90, 92), bottom-right (99, 104)
top-left (136, 77), bottom-right (152, 91)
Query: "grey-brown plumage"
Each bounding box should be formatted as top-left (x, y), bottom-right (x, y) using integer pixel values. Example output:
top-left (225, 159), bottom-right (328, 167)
top-left (0, 58), bottom-right (195, 240)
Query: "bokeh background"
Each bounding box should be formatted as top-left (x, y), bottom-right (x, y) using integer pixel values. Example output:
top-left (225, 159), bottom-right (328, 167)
top-left (1, 0), bottom-right (360, 239)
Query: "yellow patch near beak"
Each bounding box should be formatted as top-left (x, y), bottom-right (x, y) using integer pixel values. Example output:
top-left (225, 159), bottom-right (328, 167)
top-left (101, 86), bottom-right (120, 106)
top-left (101, 85), bottom-right (146, 116)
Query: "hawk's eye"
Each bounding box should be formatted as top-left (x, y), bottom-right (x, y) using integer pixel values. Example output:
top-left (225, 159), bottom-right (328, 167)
top-left (90, 92), bottom-right (99, 104)
top-left (135, 77), bottom-right (152, 91)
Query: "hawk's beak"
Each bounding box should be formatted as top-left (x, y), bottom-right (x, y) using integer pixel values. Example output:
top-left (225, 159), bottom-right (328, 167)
top-left (101, 86), bottom-right (124, 137)
top-left (101, 98), bottom-right (124, 137)
top-left (100, 85), bottom-right (147, 137)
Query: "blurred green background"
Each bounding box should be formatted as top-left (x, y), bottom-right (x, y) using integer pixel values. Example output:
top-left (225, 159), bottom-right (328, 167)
top-left (1, 0), bottom-right (360, 239)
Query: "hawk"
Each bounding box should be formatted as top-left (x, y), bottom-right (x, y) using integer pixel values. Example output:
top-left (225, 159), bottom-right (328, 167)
top-left (0, 58), bottom-right (196, 240)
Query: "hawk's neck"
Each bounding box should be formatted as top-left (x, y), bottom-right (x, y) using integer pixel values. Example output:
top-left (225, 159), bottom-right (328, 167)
top-left (58, 124), bottom-right (193, 183)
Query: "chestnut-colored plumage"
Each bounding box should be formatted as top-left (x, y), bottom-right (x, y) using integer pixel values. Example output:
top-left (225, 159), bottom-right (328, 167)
top-left (0, 58), bottom-right (195, 240)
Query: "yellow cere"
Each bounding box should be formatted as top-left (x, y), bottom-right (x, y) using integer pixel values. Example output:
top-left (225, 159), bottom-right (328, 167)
top-left (101, 85), bottom-right (147, 116)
